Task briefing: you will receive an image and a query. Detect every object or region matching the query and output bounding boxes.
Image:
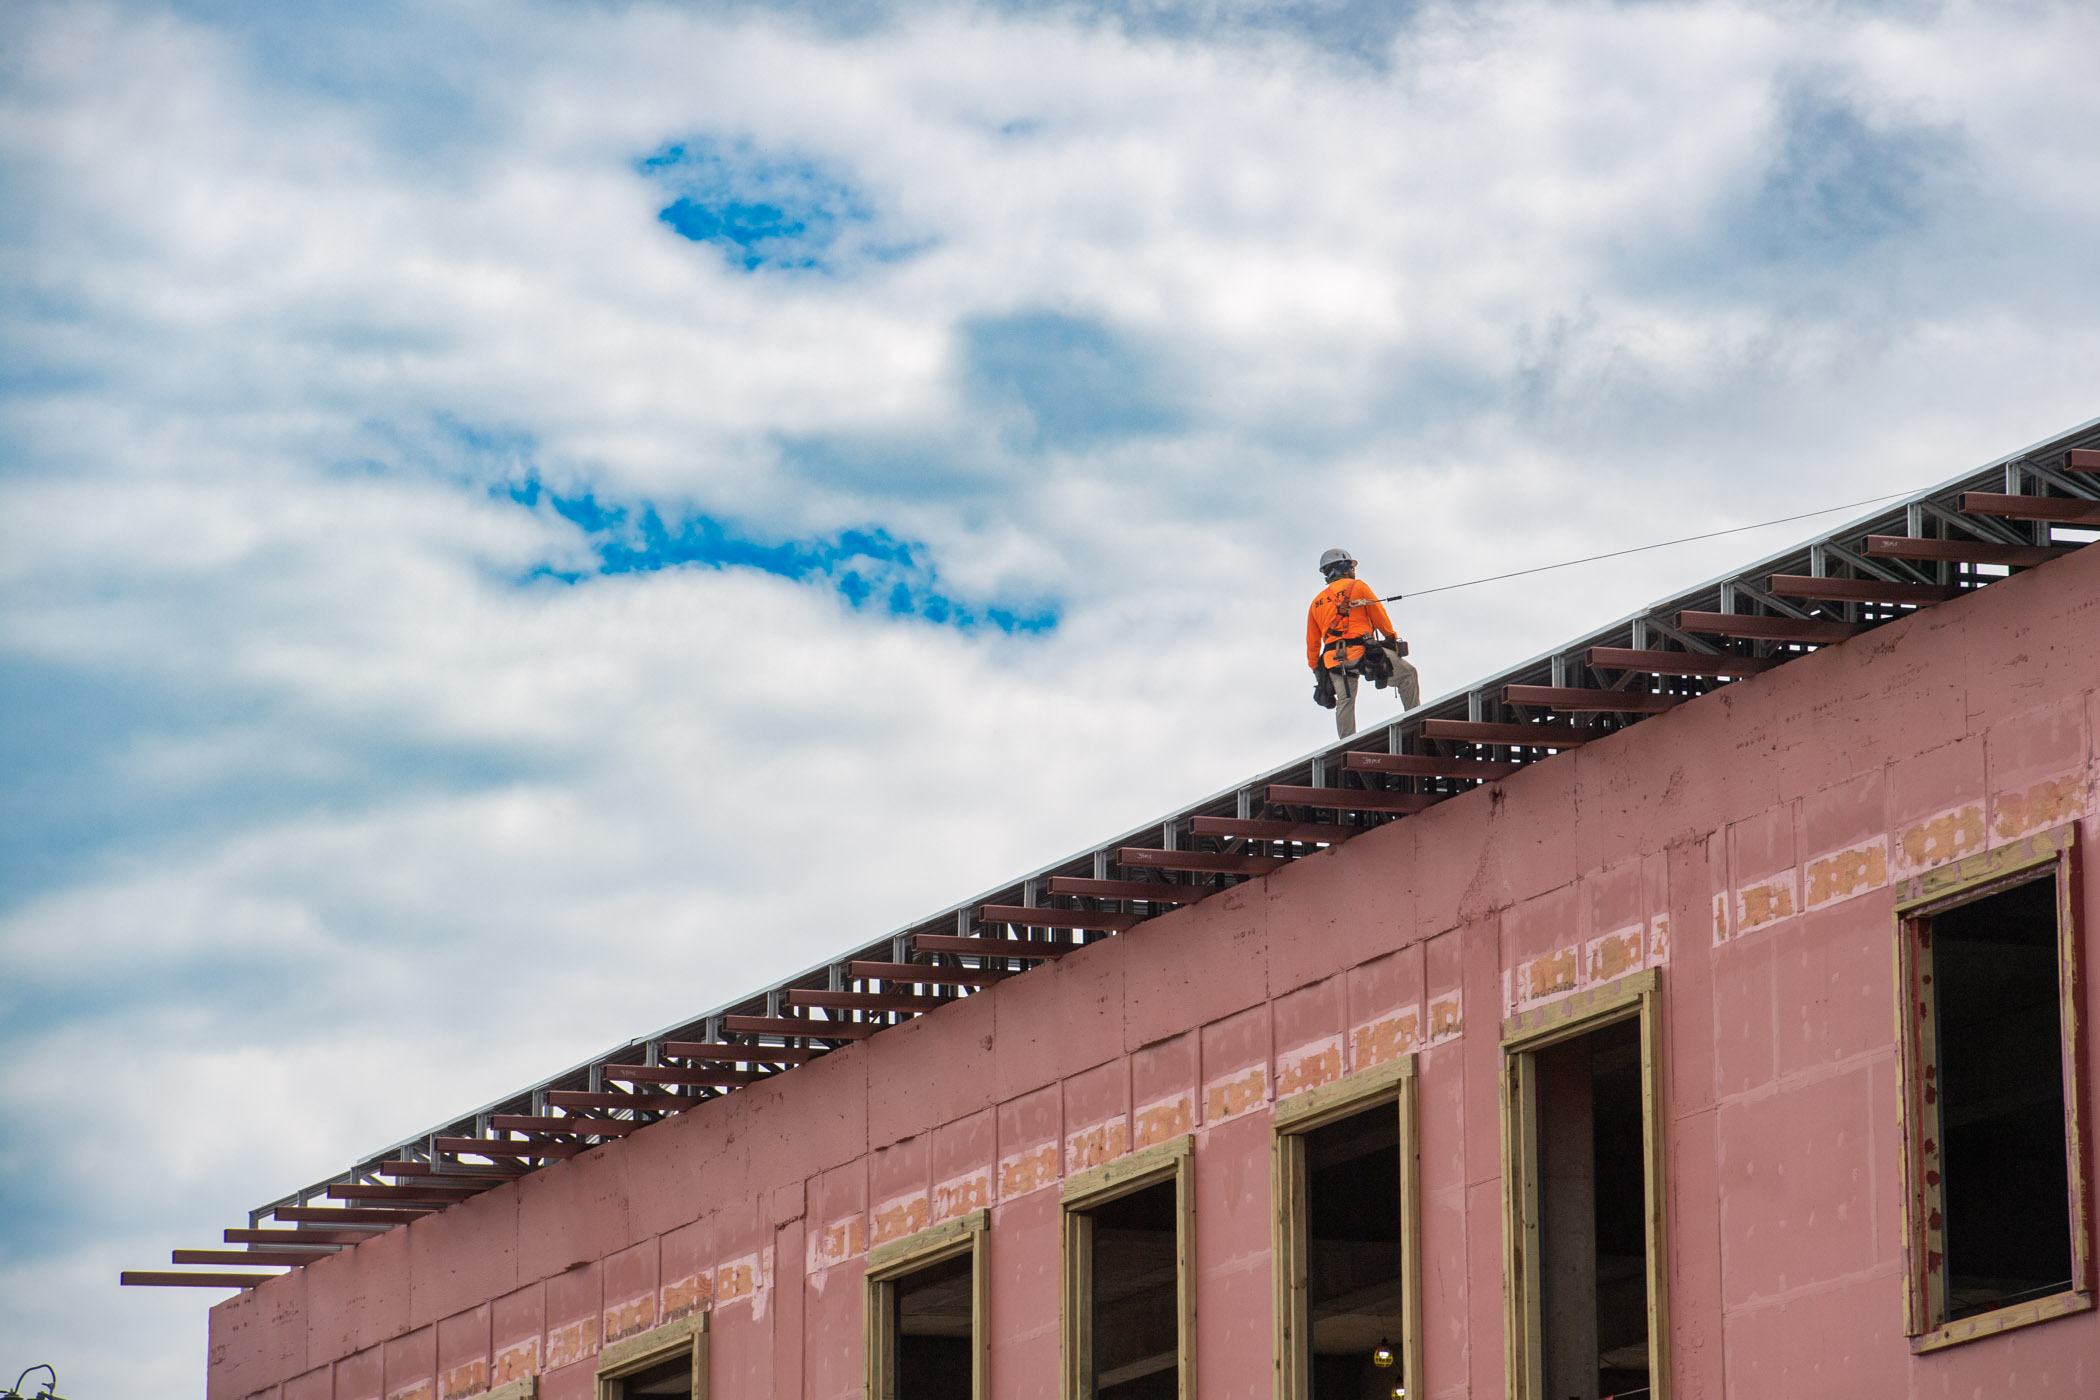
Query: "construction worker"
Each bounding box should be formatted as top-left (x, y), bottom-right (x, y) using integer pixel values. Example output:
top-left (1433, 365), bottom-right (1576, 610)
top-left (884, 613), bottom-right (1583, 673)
top-left (1307, 547), bottom-right (1420, 738)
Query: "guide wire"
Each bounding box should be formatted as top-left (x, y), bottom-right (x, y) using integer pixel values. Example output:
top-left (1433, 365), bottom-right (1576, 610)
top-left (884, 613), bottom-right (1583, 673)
top-left (1380, 490), bottom-right (1913, 602)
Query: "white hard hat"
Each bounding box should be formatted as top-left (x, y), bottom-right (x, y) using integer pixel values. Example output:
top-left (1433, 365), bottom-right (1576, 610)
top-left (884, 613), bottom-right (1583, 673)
top-left (1318, 547), bottom-right (1356, 574)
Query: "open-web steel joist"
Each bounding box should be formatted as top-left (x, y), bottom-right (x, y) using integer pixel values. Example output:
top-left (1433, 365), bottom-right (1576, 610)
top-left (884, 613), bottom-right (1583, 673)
top-left (122, 419), bottom-right (2100, 1289)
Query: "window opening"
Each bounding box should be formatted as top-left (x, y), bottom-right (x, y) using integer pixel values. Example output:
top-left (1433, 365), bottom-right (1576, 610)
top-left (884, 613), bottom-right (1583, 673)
top-left (891, 1249), bottom-right (976, 1397)
top-left (608, 1355), bottom-right (693, 1400)
top-left (1903, 863), bottom-right (2086, 1337)
top-left (1081, 1179), bottom-right (1181, 1399)
top-left (1532, 1018), bottom-right (1650, 1400)
top-left (1502, 969), bottom-right (1668, 1400)
top-left (1304, 1105), bottom-right (1406, 1398)
top-left (865, 1211), bottom-right (987, 1400)
top-left (594, 1316), bottom-right (706, 1400)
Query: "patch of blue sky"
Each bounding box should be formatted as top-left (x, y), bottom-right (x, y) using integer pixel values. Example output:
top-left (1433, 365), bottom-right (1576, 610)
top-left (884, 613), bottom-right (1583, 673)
top-left (960, 310), bottom-right (1184, 449)
top-left (503, 477), bottom-right (1057, 635)
top-left (1601, 71), bottom-right (1966, 306)
top-left (638, 137), bottom-right (923, 273)
top-left (1748, 76), bottom-right (1965, 265)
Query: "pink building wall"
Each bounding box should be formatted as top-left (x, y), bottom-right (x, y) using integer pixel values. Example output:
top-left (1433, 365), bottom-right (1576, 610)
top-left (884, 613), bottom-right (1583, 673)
top-left (209, 543), bottom-right (2100, 1400)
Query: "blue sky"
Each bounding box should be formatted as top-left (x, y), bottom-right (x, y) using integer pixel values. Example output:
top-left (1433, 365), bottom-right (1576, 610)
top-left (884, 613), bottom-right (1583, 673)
top-left (3, 0), bottom-right (2098, 1391)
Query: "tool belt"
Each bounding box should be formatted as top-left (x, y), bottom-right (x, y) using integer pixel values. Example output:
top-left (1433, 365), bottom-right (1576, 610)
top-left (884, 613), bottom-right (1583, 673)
top-left (1322, 630), bottom-right (1405, 673)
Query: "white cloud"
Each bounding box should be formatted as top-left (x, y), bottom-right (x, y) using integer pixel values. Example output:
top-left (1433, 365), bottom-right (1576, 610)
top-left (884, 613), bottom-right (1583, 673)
top-left (3, 0), bottom-right (2098, 1390)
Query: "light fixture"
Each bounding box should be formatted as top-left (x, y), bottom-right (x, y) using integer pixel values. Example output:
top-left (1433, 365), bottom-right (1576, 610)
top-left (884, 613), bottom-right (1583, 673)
top-left (1389, 1384), bottom-right (1407, 1399)
top-left (1371, 1340), bottom-right (1396, 1368)
top-left (4, 1367), bottom-right (67, 1400)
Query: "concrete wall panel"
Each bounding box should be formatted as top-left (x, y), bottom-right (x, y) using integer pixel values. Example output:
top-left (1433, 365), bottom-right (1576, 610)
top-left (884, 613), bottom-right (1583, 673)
top-left (1061, 1057), bottom-right (1129, 1172)
top-left (1130, 1031), bottom-right (1196, 1149)
top-left (995, 1084), bottom-right (1060, 1202)
top-left (409, 1183), bottom-right (518, 1332)
top-left (1262, 829), bottom-right (1407, 995)
top-left (516, 1148), bottom-right (631, 1284)
top-left (433, 1305), bottom-right (488, 1400)
top-left (1270, 974), bottom-right (1344, 1099)
top-left (542, 1261), bottom-right (599, 1371)
top-left (1716, 1063), bottom-right (1878, 1308)
top-left (867, 989), bottom-right (996, 1149)
top-left (988, 1185), bottom-right (1059, 1400)
top-left (868, 1132), bottom-right (929, 1247)
top-left (1198, 1004), bottom-right (1268, 1128)
top-left (660, 1215), bottom-right (714, 1322)
top-left (489, 1280), bottom-right (543, 1385)
top-left (1124, 882), bottom-right (1267, 1049)
top-left (209, 1265), bottom-right (308, 1400)
top-left (332, 1346), bottom-right (381, 1400)
top-left (307, 1222), bottom-right (409, 1367)
top-left (1192, 1112), bottom-right (1272, 1400)
top-left (379, 1327), bottom-right (434, 1400)
top-left (601, 1237), bottom-right (658, 1346)
top-left (990, 933), bottom-right (1124, 1101)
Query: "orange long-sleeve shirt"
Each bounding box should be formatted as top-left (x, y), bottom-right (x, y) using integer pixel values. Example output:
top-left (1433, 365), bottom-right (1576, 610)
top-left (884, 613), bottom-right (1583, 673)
top-left (1306, 578), bottom-right (1395, 670)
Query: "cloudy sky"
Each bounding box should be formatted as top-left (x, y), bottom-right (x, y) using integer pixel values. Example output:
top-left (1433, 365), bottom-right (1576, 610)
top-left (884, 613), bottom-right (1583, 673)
top-left (2, 0), bottom-right (2096, 1389)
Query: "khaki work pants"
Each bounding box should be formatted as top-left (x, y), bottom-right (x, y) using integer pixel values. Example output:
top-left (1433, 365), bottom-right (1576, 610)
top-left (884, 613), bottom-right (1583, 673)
top-left (1328, 655), bottom-right (1422, 739)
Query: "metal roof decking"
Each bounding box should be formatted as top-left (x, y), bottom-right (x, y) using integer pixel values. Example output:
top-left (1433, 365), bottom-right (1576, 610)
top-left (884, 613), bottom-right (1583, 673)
top-left (124, 415), bottom-right (2100, 1288)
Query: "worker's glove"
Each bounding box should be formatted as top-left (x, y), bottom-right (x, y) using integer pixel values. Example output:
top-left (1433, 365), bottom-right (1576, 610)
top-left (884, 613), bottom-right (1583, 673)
top-left (1312, 669), bottom-right (1337, 709)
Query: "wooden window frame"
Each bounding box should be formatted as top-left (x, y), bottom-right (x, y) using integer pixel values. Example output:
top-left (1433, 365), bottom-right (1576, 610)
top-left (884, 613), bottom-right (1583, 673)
top-left (1893, 821), bottom-right (2092, 1352)
top-left (1270, 1054), bottom-right (1422, 1400)
top-left (1499, 966), bottom-right (1671, 1400)
top-left (863, 1207), bottom-right (991, 1400)
top-left (1060, 1133), bottom-right (1196, 1400)
top-left (593, 1313), bottom-right (707, 1400)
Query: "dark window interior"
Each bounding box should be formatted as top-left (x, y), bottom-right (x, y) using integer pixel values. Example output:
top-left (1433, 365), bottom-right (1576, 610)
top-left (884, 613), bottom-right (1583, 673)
top-left (1930, 876), bottom-right (2073, 1320)
top-left (1303, 1105), bottom-right (1406, 1398)
top-left (1535, 1016), bottom-right (1649, 1400)
top-left (1089, 1179), bottom-right (1181, 1400)
top-left (614, 1353), bottom-right (692, 1399)
top-left (892, 1248), bottom-right (974, 1397)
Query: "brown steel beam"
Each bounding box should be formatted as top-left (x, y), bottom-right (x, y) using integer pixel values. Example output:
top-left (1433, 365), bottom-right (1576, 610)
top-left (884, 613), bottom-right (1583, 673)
top-left (1676, 611), bottom-right (1863, 644)
top-left (430, 1137), bottom-right (583, 1161)
top-left (326, 1183), bottom-right (479, 1204)
top-left (489, 1115), bottom-right (641, 1137)
top-left (544, 1090), bottom-right (700, 1112)
top-left (275, 1206), bottom-right (434, 1224)
top-left (848, 959), bottom-right (1018, 985)
top-left (173, 1249), bottom-right (334, 1267)
top-left (1765, 574), bottom-right (1963, 605)
top-left (2068, 449), bottom-right (2100, 471)
top-left (978, 904), bottom-right (1142, 932)
top-left (226, 1228), bottom-right (375, 1246)
top-left (1186, 816), bottom-right (1354, 844)
top-left (1959, 492), bottom-right (2100, 526)
top-left (1264, 785), bottom-right (1435, 814)
top-left (1044, 877), bottom-right (1195, 903)
top-left (1343, 752), bottom-right (1522, 779)
top-left (121, 1272), bottom-right (273, 1288)
top-left (787, 988), bottom-right (947, 1013)
top-left (721, 1014), bottom-right (877, 1040)
top-left (1585, 647), bottom-right (1772, 678)
top-left (911, 933), bottom-right (1080, 959)
top-left (602, 1063), bottom-right (763, 1088)
top-left (1417, 719), bottom-right (1590, 748)
top-left (1116, 847), bottom-right (1291, 875)
top-left (379, 1160), bottom-right (522, 1181)
top-left (662, 1042), bottom-right (826, 1065)
top-left (1502, 684), bottom-right (1679, 714)
top-left (1864, 535), bottom-right (2075, 568)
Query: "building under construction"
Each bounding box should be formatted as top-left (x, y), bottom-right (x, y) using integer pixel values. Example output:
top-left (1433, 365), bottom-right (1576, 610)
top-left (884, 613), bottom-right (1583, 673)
top-left (148, 420), bottom-right (2100, 1400)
